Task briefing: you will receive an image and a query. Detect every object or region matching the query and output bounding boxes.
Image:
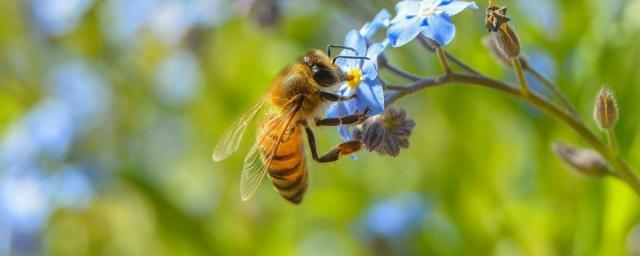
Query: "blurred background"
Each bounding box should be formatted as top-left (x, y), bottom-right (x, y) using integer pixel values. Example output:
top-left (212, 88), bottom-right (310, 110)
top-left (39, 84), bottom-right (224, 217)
top-left (1, 0), bottom-right (639, 255)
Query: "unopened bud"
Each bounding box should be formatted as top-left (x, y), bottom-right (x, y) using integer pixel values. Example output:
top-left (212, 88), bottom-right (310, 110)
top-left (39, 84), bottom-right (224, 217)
top-left (486, 1), bottom-right (520, 58)
top-left (353, 107), bottom-right (415, 157)
top-left (593, 87), bottom-right (619, 130)
top-left (552, 142), bottom-right (609, 177)
top-left (483, 35), bottom-right (528, 69)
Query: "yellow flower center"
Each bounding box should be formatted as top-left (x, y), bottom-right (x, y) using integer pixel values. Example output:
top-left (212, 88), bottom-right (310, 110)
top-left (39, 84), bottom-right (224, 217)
top-left (347, 68), bottom-right (362, 89)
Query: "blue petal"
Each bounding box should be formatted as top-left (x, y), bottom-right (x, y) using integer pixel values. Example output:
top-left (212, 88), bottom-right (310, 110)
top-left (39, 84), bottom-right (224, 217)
top-left (343, 30), bottom-right (367, 57)
top-left (360, 9), bottom-right (391, 39)
top-left (338, 126), bottom-right (352, 141)
top-left (438, 1), bottom-right (478, 16)
top-left (362, 42), bottom-right (387, 80)
top-left (391, 0), bottom-right (421, 23)
top-left (372, 9), bottom-right (392, 25)
top-left (420, 14), bottom-right (456, 46)
top-left (356, 79), bottom-right (385, 115)
top-left (326, 102), bottom-right (349, 118)
top-left (343, 95), bottom-right (358, 115)
top-left (387, 16), bottom-right (423, 47)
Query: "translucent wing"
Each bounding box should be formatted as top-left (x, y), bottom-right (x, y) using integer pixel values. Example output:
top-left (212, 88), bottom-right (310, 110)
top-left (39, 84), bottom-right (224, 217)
top-left (212, 99), bottom-right (267, 161)
top-left (240, 104), bottom-right (301, 201)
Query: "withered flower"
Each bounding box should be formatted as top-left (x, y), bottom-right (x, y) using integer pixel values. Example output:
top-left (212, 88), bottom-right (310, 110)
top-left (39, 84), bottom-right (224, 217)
top-left (353, 107), bottom-right (416, 157)
top-left (485, 1), bottom-right (520, 58)
top-left (552, 142), bottom-right (609, 177)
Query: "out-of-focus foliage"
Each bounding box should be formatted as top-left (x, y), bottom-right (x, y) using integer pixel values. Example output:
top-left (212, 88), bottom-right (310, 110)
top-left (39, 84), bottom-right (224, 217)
top-left (0, 0), bottom-right (639, 255)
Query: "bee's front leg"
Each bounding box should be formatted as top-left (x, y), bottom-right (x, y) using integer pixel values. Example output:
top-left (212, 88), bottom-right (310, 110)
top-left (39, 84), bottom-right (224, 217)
top-left (304, 126), bottom-right (361, 163)
top-left (318, 91), bottom-right (356, 102)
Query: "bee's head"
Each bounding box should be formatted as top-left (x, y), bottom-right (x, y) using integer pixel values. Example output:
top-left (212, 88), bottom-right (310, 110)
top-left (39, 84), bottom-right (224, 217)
top-left (301, 46), bottom-right (369, 88)
top-left (301, 49), bottom-right (344, 87)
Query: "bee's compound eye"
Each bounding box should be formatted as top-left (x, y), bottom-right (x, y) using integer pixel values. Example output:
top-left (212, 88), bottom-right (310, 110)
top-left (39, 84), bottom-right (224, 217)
top-left (312, 64), bottom-right (337, 87)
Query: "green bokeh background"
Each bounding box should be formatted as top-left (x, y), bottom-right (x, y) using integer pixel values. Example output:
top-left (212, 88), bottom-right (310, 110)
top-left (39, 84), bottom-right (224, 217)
top-left (1, 0), bottom-right (640, 255)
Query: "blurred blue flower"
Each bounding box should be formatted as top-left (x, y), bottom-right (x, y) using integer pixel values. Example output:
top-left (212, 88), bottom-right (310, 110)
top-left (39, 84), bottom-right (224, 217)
top-left (1, 125), bottom-right (38, 174)
top-left (24, 99), bottom-right (76, 160)
top-left (516, 0), bottom-right (559, 38)
top-left (361, 193), bottom-right (428, 240)
top-left (184, 0), bottom-right (233, 27)
top-left (387, 0), bottom-right (478, 47)
top-left (0, 173), bottom-right (52, 233)
top-left (154, 50), bottom-right (203, 106)
top-left (359, 9), bottom-right (392, 40)
top-left (101, 0), bottom-right (157, 43)
top-left (326, 30), bottom-right (387, 140)
top-left (46, 61), bottom-right (111, 131)
top-left (52, 165), bottom-right (94, 211)
top-left (30, 0), bottom-right (94, 36)
top-left (147, 1), bottom-right (193, 46)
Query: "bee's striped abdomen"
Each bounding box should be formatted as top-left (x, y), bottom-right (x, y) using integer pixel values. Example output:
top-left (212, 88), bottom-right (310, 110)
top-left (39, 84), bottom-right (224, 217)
top-left (259, 121), bottom-right (308, 204)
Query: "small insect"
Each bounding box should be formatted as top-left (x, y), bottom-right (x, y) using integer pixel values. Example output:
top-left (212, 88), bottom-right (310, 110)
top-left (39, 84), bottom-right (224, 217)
top-left (212, 46), bottom-right (370, 204)
top-left (485, 0), bottom-right (510, 32)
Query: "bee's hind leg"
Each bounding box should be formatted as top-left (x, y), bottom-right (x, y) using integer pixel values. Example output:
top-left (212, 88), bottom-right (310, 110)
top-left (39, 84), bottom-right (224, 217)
top-left (304, 126), bottom-right (361, 163)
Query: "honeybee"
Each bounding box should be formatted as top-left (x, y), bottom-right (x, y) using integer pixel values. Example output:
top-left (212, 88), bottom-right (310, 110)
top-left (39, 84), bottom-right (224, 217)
top-left (213, 46), bottom-right (370, 204)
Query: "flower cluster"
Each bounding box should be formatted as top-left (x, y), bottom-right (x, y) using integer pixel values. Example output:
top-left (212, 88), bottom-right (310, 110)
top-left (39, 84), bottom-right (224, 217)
top-left (326, 0), bottom-right (477, 152)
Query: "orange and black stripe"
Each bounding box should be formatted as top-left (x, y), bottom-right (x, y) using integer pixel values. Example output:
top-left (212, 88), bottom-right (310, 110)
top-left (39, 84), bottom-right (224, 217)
top-left (259, 119), bottom-right (308, 204)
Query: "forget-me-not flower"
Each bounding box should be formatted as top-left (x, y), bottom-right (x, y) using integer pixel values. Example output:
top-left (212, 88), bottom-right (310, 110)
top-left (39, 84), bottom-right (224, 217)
top-left (359, 9), bottom-right (392, 40)
top-left (326, 30), bottom-right (388, 140)
top-left (387, 0), bottom-right (478, 47)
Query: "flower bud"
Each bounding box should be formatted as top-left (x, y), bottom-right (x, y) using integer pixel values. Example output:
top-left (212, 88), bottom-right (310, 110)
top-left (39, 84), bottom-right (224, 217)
top-left (552, 142), bottom-right (609, 177)
top-left (353, 107), bottom-right (415, 157)
top-left (485, 1), bottom-right (520, 58)
top-left (593, 87), bottom-right (619, 130)
top-left (483, 35), bottom-right (528, 69)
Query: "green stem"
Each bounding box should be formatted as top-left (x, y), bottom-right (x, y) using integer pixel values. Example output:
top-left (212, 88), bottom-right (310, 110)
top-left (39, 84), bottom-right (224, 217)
top-left (436, 47), bottom-right (453, 76)
top-left (512, 57), bottom-right (529, 95)
top-left (525, 66), bottom-right (581, 121)
top-left (606, 129), bottom-right (620, 156)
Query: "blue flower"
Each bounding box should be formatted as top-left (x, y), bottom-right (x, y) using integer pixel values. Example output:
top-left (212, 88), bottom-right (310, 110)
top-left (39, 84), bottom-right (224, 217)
top-left (387, 0), bottom-right (478, 47)
top-left (359, 9), bottom-right (392, 39)
top-left (361, 193), bottom-right (428, 240)
top-left (30, 0), bottom-right (94, 36)
top-left (326, 30), bottom-right (388, 140)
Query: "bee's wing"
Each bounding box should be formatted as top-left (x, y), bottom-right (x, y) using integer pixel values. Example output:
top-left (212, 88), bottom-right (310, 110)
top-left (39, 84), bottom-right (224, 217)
top-left (240, 104), bottom-right (301, 201)
top-left (212, 99), bottom-right (267, 161)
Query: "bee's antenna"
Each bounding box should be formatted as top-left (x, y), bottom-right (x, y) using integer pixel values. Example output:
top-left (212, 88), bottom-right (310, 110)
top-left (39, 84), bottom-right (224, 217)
top-left (332, 56), bottom-right (369, 65)
top-left (327, 44), bottom-right (357, 58)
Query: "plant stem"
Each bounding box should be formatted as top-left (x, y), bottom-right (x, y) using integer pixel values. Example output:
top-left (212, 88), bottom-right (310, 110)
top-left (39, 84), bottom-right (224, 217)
top-left (444, 51), bottom-right (482, 76)
top-left (383, 63), bottom-right (421, 81)
top-left (512, 57), bottom-right (529, 95)
top-left (606, 129), bottom-right (620, 156)
top-left (526, 66), bottom-right (581, 120)
top-left (436, 47), bottom-right (453, 76)
top-left (385, 73), bottom-right (640, 197)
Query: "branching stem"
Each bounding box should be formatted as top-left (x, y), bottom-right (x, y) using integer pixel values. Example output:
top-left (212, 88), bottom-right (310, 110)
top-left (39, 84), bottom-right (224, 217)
top-left (385, 72), bottom-right (640, 197)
